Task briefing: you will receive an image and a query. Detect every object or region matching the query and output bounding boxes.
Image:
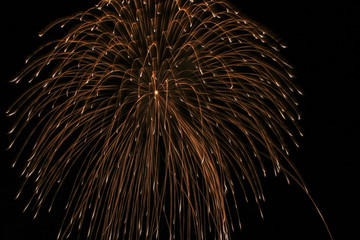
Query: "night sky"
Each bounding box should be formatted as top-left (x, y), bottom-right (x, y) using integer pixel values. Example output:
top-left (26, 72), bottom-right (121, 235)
top-left (1, 1), bottom-right (358, 239)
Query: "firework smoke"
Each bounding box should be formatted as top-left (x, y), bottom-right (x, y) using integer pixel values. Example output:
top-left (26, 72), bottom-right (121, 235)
top-left (8, 0), bottom-right (312, 239)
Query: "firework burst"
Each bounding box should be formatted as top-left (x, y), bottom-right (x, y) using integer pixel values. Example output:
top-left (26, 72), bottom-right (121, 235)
top-left (8, 0), bottom-right (317, 239)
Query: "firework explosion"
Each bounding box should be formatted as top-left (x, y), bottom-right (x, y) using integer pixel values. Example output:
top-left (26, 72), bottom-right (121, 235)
top-left (8, 0), bottom-right (312, 239)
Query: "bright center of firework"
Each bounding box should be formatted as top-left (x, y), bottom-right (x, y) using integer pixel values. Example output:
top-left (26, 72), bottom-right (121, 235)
top-left (154, 90), bottom-right (159, 95)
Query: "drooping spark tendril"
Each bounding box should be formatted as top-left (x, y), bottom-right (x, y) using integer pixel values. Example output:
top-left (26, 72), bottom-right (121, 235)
top-left (8, 0), bottom-right (319, 239)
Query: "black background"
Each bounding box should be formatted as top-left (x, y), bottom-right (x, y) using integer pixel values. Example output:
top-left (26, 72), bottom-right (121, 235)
top-left (1, 0), bottom-right (358, 239)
